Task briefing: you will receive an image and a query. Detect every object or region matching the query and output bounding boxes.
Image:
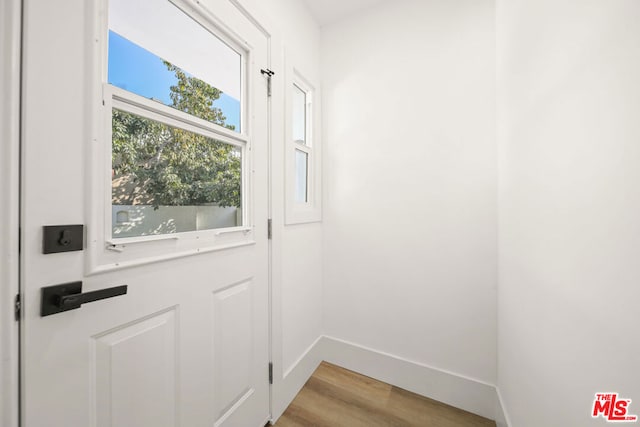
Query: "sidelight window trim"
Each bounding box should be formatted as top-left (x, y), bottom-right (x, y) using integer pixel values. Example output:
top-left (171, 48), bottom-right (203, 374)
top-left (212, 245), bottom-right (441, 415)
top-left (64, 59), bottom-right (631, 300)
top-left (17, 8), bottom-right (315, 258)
top-left (285, 66), bottom-right (322, 224)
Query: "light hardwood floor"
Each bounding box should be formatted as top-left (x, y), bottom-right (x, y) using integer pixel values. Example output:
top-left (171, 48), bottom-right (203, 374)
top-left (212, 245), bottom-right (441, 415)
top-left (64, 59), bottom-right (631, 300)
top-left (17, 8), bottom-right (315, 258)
top-left (274, 362), bottom-right (496, 427)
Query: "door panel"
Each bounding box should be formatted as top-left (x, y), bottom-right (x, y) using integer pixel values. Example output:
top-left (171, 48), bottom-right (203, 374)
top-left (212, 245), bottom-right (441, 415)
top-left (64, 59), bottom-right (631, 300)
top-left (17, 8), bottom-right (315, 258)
top-left (94, 309), bottom-right (177, 427)
top-left (213, 280), bottom-right (254, 422)
top-left (21, 0), bottom-right (270, 426)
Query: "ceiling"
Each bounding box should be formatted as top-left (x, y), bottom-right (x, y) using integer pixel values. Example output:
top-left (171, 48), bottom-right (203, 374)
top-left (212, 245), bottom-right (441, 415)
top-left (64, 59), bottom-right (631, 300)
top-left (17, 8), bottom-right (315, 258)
top-left (301, 0), bottom-right (387, 27)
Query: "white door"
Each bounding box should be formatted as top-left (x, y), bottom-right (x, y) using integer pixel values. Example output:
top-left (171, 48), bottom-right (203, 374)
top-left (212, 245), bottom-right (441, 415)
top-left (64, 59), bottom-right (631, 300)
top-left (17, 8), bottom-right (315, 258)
top-left (21, 0), bottom-right (271, 426)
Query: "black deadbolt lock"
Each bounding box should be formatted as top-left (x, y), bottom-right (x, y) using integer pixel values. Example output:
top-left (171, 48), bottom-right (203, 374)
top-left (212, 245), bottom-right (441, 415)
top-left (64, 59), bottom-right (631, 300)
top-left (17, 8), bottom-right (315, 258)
top-left (59, 229), bottom-right (72, 246)
top-left (43, 225), bottom-right (84, 254)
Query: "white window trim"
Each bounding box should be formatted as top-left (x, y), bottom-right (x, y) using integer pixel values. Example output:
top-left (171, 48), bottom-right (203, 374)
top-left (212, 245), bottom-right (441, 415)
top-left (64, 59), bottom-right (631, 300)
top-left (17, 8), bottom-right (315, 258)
top-left (285, 65), bottom-right (322, 224)
top-left (85, 0), bottom-right (258, 274)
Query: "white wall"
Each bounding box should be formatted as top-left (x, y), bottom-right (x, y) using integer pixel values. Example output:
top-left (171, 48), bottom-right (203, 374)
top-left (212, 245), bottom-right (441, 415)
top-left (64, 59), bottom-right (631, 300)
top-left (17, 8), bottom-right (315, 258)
top-left (322, 0), bottom-right (497, 393)
top-left (497, 1), bottom-right (640, 425)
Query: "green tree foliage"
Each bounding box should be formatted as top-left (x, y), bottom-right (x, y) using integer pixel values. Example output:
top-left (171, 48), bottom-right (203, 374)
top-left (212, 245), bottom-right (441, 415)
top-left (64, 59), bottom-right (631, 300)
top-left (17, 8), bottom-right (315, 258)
top-left (112, 61), bottom-right (241, 209)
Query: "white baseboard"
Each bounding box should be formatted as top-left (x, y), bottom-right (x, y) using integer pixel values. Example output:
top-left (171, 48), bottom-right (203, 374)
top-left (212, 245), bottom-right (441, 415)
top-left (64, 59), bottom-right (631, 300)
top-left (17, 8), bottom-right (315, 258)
top-left (319, 335), bottom-right (501, 421)
top-left (271, 335), bottom-right (511, 425)
top-left (271, 335), bottom-right (323, 423)
top-left (495, 387), bottom-right (512, 427)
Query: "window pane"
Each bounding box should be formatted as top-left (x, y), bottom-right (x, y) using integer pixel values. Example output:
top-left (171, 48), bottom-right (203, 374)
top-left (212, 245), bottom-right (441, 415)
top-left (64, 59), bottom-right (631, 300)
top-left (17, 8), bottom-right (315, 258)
top-left (293, 84), bottom-right (306, 144)
top-left (294, 149), bottom-right (308, 203)
top-left (108, 0), bottom-right (241, 132)
top-left (112, 109), bottom-right (243, 238)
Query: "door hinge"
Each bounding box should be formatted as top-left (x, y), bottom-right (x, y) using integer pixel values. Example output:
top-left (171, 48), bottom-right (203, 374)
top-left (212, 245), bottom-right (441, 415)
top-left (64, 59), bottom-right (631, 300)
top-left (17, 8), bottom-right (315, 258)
top-left (14, 294), bottom-right (21, 321)
top-left (267, 219), bottom-right (272, 240)
top-left (261, 69), bottom-right (275, 97)
top-left (269, 362), bottom-right (273, 384)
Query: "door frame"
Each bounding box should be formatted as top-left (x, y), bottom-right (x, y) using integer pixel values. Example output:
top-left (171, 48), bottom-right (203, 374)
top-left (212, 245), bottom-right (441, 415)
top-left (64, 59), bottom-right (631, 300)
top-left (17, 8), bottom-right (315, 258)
top-left (226, 2), bottom-right (285, 423)
top-left (215, 1), bottom-right (290, 423)
top-left (0, 0), bottom-right (22, 425)
top-left (226, 0), bottom-right (289, 422)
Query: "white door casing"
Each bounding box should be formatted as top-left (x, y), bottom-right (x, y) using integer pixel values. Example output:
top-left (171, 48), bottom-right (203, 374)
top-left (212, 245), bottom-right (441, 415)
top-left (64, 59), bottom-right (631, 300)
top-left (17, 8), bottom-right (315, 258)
top-left (1, 0), bottom-right (21, 425)
top-left (21, 0), bottom-right (271, 426)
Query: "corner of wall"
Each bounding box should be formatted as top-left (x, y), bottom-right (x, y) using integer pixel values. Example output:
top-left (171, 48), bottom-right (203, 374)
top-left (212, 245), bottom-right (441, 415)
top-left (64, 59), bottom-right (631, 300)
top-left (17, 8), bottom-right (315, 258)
top-left (271, 335), bottom-right (511, 424)
top-left (494, 386), bottom-right (512, 427)
top-left (319, 336), bottom-right (500, 421)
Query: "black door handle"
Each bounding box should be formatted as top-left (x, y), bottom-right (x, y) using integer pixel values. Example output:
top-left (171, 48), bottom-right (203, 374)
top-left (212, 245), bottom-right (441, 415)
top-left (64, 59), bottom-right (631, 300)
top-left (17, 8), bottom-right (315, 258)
top-left (41, 281), bottom-right (128, 317)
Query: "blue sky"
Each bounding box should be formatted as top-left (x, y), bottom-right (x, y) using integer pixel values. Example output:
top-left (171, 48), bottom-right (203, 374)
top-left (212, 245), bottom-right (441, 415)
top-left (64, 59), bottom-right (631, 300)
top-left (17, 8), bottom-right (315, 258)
top-left (108, 31), bottom-right (240, 131)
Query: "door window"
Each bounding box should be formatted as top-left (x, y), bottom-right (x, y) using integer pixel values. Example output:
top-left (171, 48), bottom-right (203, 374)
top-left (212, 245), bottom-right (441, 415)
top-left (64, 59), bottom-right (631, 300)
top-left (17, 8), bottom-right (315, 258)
top-left (108, 0), bottom-right (246, 239)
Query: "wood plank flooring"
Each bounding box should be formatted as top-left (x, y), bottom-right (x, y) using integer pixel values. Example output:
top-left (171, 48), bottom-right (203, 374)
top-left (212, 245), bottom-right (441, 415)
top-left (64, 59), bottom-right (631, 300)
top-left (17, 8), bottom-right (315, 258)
top-left (274, 362), bottom-right (496, 427)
